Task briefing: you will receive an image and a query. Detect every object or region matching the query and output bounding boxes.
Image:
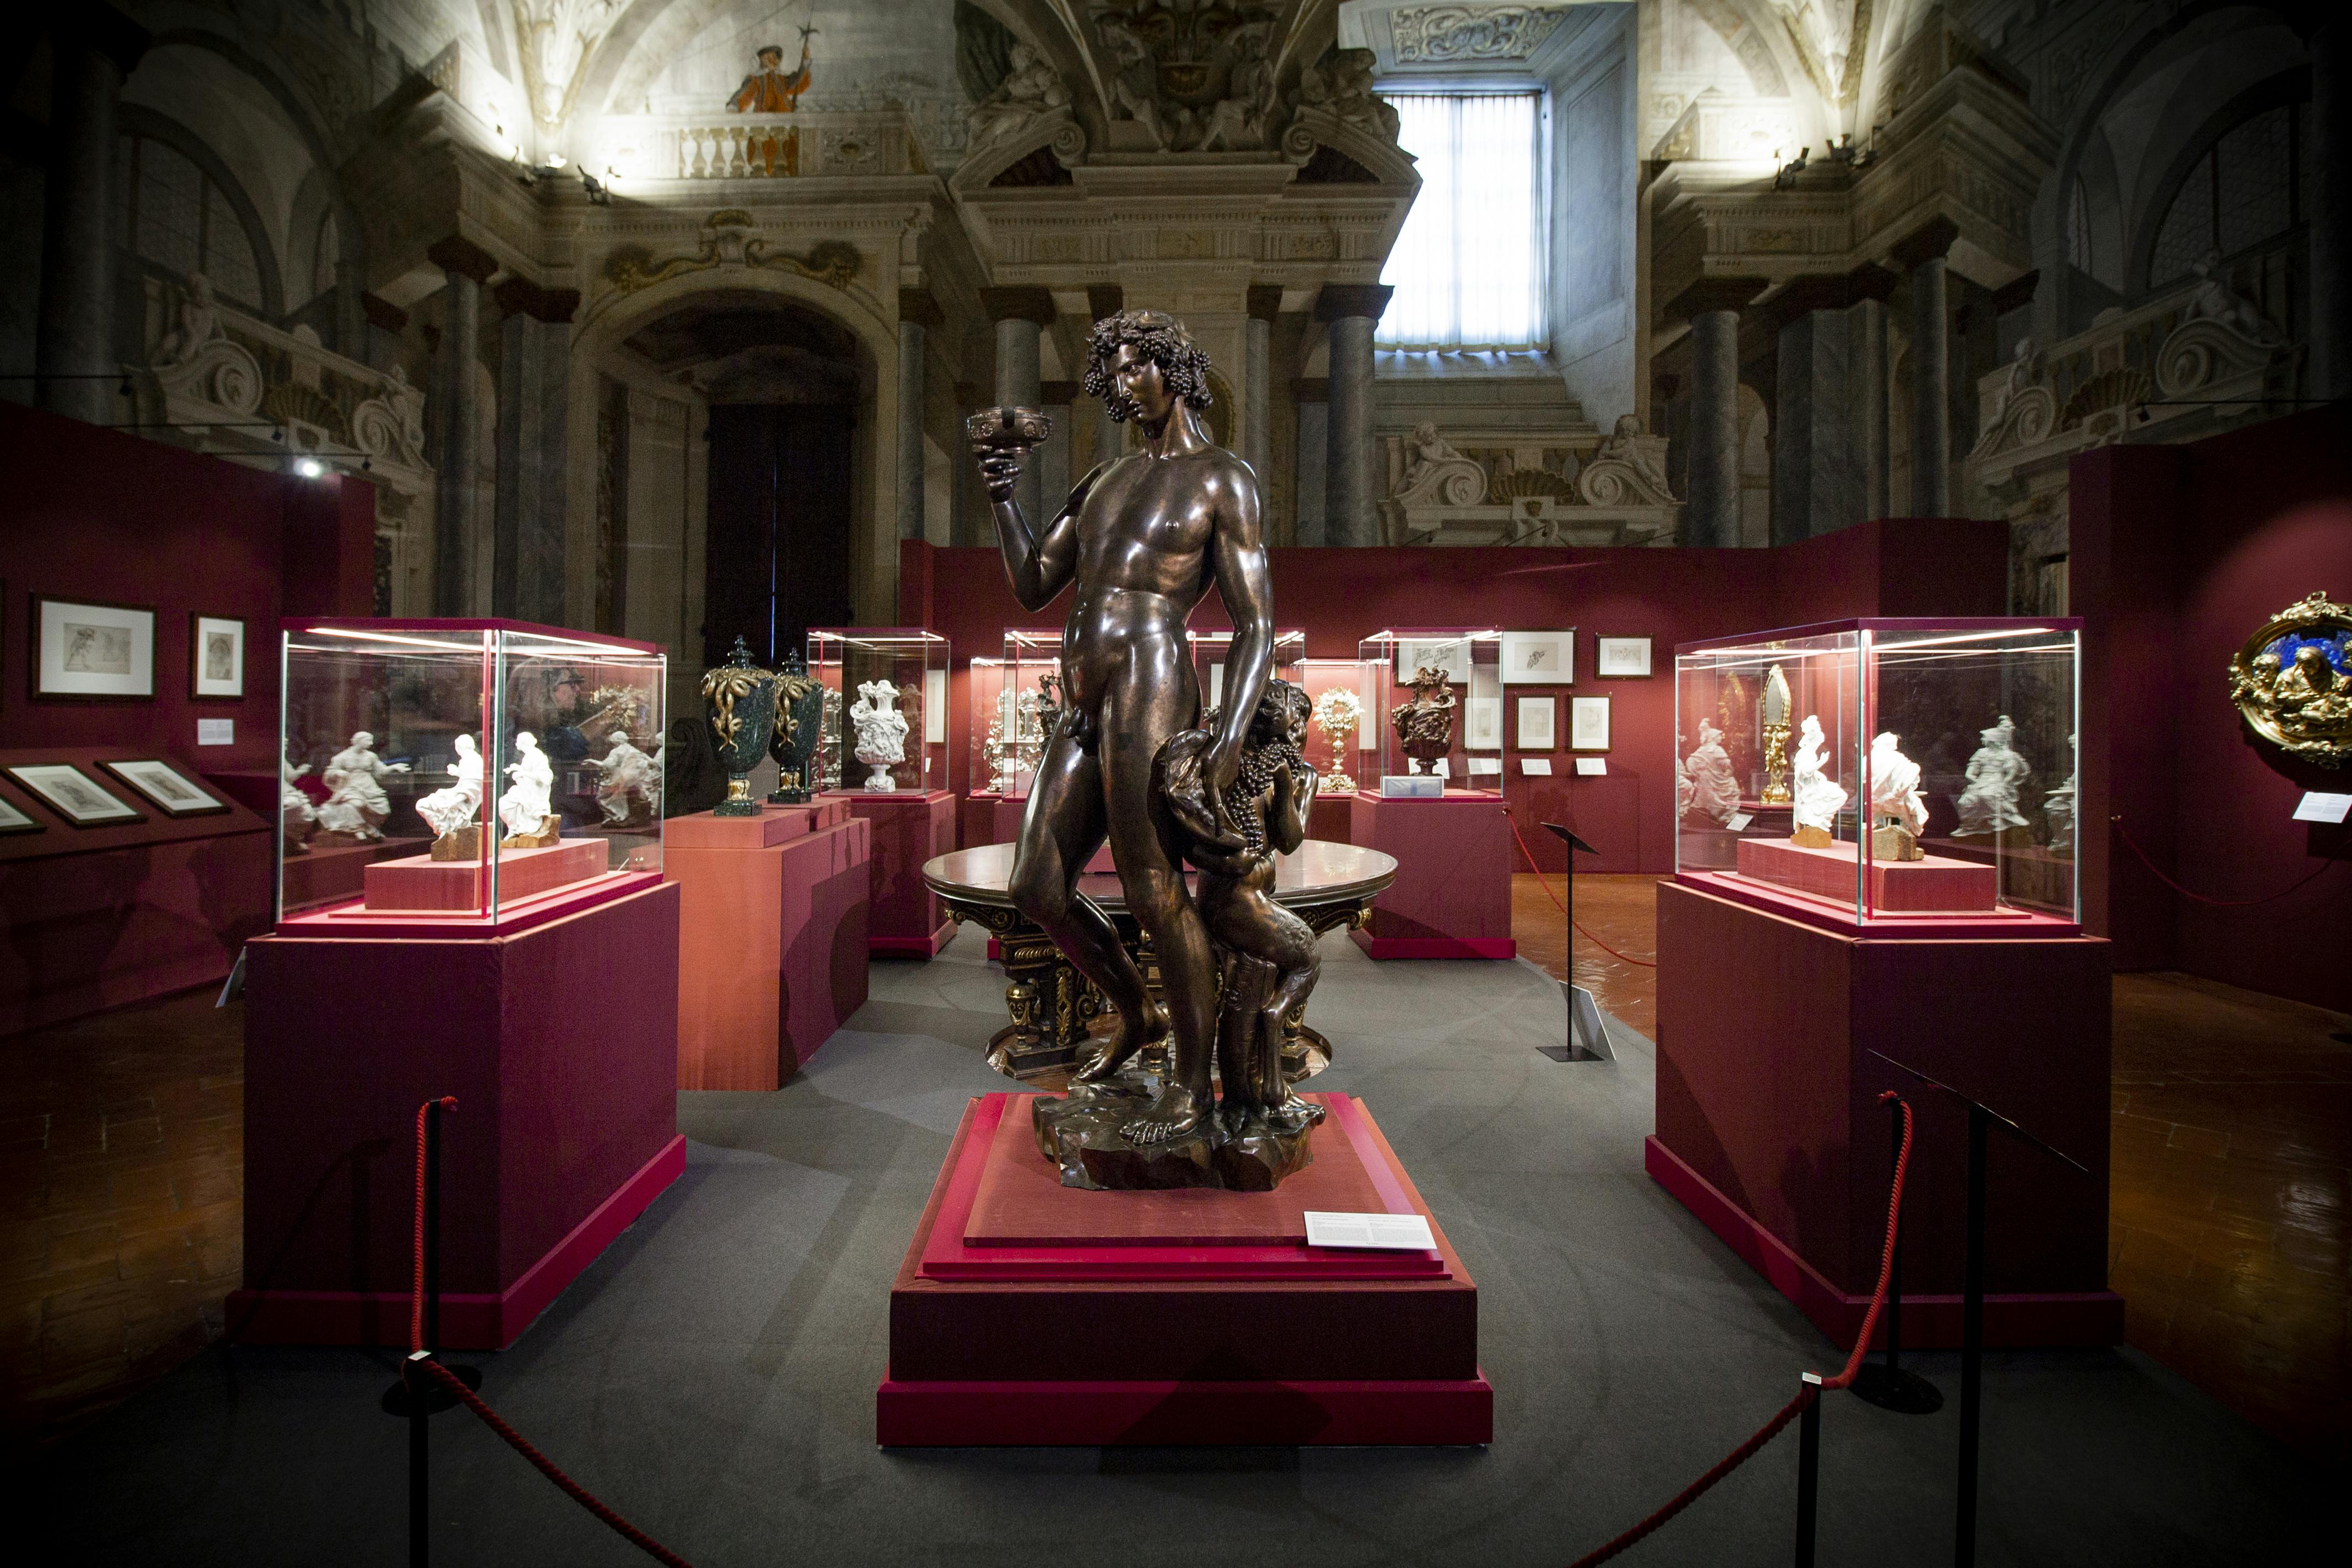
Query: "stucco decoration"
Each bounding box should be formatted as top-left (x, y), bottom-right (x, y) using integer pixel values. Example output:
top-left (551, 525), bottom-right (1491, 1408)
top-left (603, 209), bottom-right (861, 297)
top-left (1391, 6), bottom-right (1569, 64)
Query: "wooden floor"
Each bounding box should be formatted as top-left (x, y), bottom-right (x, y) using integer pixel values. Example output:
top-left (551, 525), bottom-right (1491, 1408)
top-left (2, 873), bottom-right (2343, 1468)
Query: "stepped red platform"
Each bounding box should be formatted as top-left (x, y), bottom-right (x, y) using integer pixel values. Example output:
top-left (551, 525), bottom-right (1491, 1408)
top-left (879, 1092), bottom-right (1491, 1446)
top-left (361, 838), bottom-right (607, 910)
top-left (1734, 836), bottom-right (1997, 912)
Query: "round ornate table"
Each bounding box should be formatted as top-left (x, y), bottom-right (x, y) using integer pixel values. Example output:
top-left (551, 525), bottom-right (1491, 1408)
top-left (922, 839), bottom-right (1398, 1082)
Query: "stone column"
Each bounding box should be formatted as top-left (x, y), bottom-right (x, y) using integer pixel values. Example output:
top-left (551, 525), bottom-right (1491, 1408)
top-left (35, 6), bottom-right (147, 425)
top-left (897, 289), bottom-right (940, 543)
top-left (1293, 382), bottom-right (1329, 546)
top-left (1893, 219), bottom-right (1959, 518)
top-left (982, 286), bottom-right (1054, 527)
top-left (1847, 294), bottom-right (1891, 524)
top-left (428, 236), bottom-right (498, 616)
top-left (2311, 15), bottom-right (2351, 402)
top-left (1082, 284), bottom-right (1123, 473)
top-left (1664, 278), bottom-right (1765, 548)
top-left (1244, 285), bottom-right (1280, 482)
top-left (492, 279), bottom-right (576, 625)
top-left (1767, 266), bottom-right (1894, 542)
top-left (1315, 285), bottom-right (1390, 547)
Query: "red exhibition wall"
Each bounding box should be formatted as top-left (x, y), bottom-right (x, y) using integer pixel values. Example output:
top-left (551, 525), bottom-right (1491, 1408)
top-left (2072, 406), bottom-right (2352, 1012)
top-left (902, 518), bottom-right (2009, 875)
top-left (0, 402), bottom-right (375, 765)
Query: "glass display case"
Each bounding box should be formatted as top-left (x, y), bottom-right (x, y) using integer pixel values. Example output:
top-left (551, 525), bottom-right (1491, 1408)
top-left (1189, 628), bottom-right (1305, 720)
top-left (277, 619), bottom-right (666, 927)
top-left (1357, 628), bottom-right (1504, 796)
top-left (1299, 657), bottom-right (1378, 796)
top-left (808, 628), bottom-right (949, 794)
top-left (968, 629), bottom-right (1063, 800)
top-left (1673, 618), bottom-right (2081, 928)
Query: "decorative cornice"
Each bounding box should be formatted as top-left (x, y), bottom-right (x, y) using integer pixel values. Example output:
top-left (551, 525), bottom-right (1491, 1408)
top-left (1661, 276), bottom-right (1769, 320)
top-left (1246, 284), bottom-right (1284, 321)
top-left (1888, 215), bottom-right (1962, 271)
top-left (493, 277), bottom-right (579, 323)
top-left (426, 235), bottom-right (500, 284)
top-left (1315, 283), bottom-right (1394, 322)
top-left (979, 285), bottom-right (1057, 324)
top-left (897, 287), bottom-right (944, 327)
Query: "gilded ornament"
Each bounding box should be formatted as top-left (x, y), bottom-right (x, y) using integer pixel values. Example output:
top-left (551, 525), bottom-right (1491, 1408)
top-left (1758, 662), bottom-right (1793, 805)
top-left (2228, 590), bottom-right (2352, 767)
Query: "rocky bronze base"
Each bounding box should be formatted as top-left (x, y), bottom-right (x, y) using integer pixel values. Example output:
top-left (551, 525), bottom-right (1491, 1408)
top-left (1031, 1069), bottom-right (1315, 1192)
top-left (431, 824), bottom-right (482, 862)
top-left (501, 815), bottom-right (561, 849)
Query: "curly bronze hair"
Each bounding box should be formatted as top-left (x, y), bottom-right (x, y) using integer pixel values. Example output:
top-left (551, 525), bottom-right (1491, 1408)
top-left (1082, 308), bottom-right (1215, 423)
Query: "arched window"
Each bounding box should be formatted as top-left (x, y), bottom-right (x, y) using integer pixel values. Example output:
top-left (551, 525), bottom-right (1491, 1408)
top-left (1378, 92), bottom-right (1547, 351)
top-left (2147, 103), bottom-right (2304, 288)
top-left (116, 133), bottom-right (264, 310)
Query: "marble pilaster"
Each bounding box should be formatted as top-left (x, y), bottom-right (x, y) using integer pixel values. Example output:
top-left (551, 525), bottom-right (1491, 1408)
top-left (1894, 219), bottom-right (1959, 518)
top-left (1244, 285), bottom-right (1279, 483)
top-left (1316, 285), bottom-right (1390, 548)
top-left (1664, 278), bottom-right (1765, 548)
top-left (34, 7), bottom-right (146, 426)
top-left (983, 286), bottom-right (1053, 528)
top-left (896, 290), bottom-right (940, 543)
top-left (492, 280), bottom-right (576, 625)
top-left (428, 237), bottom-right (498, 616)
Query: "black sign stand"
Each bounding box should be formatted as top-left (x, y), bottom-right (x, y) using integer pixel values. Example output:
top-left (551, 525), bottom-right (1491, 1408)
top-left (1536, 821), bottom-right (1610, 1061)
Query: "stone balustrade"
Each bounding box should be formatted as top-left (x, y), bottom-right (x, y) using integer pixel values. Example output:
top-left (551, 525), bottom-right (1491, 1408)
top-left (611, 110), bottom-right (924, 181)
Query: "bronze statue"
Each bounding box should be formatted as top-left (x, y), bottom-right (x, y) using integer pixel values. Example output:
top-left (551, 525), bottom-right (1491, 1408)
top-left (972, 308), bottom-right (1275, 1153)
top-left (1160, 679), bottom-right (1325, 1139)
top-left (1391, 666), bottom-right (1457, 774)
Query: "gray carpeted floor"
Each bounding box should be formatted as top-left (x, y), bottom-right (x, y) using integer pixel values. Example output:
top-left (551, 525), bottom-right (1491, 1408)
top-left (30, 928), bottom-right (2333, 1565)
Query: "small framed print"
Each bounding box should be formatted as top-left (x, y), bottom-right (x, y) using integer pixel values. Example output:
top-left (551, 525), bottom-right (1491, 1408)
top-left (1464, 696), bottom-right (1502, 749)
top-left (1571, 695), bottom-right (1613, 751)
top-left (1516, 696), bottom-right (1555, 750)
top-left (190, 615), bottom-right (246, 699)
top-left (0, 792), bottom-right (40, 835)
top-left (103, 758), bottom-right (227, 816)
top-left (1594, 636), bottom-right (1653, 678)
top-left (1393, 638), bottom-right (1472, 685)
top-left (34, 596), bottom-right (155, 700)
top-left (7, 764), bottom-right (142, 826)
top-left (1500, 629), bottom-right (1574, 685)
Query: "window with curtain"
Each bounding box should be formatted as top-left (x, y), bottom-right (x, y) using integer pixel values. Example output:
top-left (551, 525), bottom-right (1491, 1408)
top-left (1377, 92), bottom-right (1547, 351)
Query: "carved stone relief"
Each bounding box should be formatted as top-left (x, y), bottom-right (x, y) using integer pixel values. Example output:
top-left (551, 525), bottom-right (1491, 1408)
top-left (1391, 6), bottom-right (1569, 64)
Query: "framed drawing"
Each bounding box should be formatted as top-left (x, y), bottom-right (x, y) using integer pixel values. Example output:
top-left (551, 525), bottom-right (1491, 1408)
top-left (1571, 695), bottom-right (1613, 750)
top-left (103, 758), bottom-right (228, 816)
top-left (1515, 696), bottom-right (1555, 750)
top-left (1500, 629), bottom-right (1574, 685)
top-left (0, 792), bottom-right (40, 835)
top-left (1463, 696), bottom-right (1502, 748)
top-left (1594, 636), bottom-right (1653, 678)
top-left (190, 615), bottom-right (246, 699)
top-left (1393, 638), bottom-right (1472, 685)
top-left (34, 596), bottom-right (155, 700)
top-left (7, 764), bottom-right (141, 825)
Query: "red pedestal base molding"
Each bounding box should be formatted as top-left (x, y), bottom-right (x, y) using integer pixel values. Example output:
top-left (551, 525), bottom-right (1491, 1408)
top-left (1734, 836), bottom-right (1997, 912)
top-left (1645, 1136), bottom-right (2123, 1348)
top-left (876, 1372), bottom-right (1494, 1447)
top-left (228, 1134), bottom-right (685, 1350)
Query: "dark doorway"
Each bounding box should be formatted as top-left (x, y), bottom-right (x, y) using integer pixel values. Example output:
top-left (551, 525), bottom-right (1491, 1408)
top-left (704, 404), bottom-right (855, 667)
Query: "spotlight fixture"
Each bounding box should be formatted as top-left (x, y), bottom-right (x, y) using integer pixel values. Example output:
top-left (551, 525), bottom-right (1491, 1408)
top-left (1774, 146), bottom-right (1811, 190)
top-left (295, 457), bottom-right (325, 478)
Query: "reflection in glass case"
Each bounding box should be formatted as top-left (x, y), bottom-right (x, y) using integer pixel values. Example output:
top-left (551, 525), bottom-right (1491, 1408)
top-left (1357, 628), bottom-right (1504, 796)
top-left (277, 620), bottom-right (666, 927)
top-left (971, 629), bottom-right (1063, 800)
top-left (1673, 618), bottom-right (2081, 928)
top-left (1299, 657), bottom-right (1377, 796)
top-left (1189, 628), bottom-right (1305, 720)
top-left (808, 628), bottom-right (949, 794)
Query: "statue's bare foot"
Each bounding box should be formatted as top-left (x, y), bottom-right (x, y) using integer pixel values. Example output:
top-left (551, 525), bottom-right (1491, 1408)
top-left (1122, 1084), bottom-right (1206, 1146)
top-left (1073, 1003), bottom-right (1169, 1085)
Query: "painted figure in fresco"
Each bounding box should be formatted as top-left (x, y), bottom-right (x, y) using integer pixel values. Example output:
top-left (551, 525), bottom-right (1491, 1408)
top-left (972, 308), bottom-right (1274, 1148)
top-left (1158, 679), bottom-right (1325, 1137)
top-left (728, 36), bottom-right (812, 113)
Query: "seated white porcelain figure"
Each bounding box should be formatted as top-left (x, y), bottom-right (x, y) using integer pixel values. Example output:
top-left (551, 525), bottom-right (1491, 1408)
top-left (498, 731), bottom-right (554, 840)
top-left (1868, 732), bottom-right (1928, 850)
top-left (1953, 715), bottom-right (2032, 837)
top-left (316, 731), bottom-right (407, 840)
top-left (416, 734), bottom-right (484, 841)
top-left (851, 679), bottom-right (909, 792)
top-left (591, 731), bottom-right (655, 824)
top-left (1684, 719), bottom-right (1739, 826)
top-left (1790, 715), bottom-right (1848, 846)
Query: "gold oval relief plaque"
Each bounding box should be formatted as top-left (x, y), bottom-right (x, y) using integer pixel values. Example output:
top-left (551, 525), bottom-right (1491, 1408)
top-left (2227, 590), bottom-right (2352, 767)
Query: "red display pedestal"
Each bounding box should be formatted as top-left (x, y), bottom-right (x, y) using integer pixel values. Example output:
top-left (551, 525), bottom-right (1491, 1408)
top-left (1346, 791), bottom-right (1513, 960)
top-left (961, 792), bottom-right (1028, 850)
top-left (668, 804), bottom-right (872, 1088)
top-left (1309, 792), bottom-right (1353, 845)
top-left (1651, 878), bottom-right (2121, 1348)
top-left (879, 1092), bottom-right (1490, 1446)
top-left (832, 789), bottom-right (956, 956)
top-left (230, 880), bottom-right (684, 1349)
top-left (362, 838), bottom-right (607, 910)
top-left (1735, 836), bottom-right (1997, 912)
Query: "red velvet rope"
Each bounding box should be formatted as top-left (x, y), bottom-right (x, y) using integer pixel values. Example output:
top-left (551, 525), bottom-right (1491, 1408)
top-left (409, 1098), bottom-right (693, 1568)
top-left (2112, 816), bottom-right (2343, 908)
top-left (1507, 817), bottom-right (1659, 968)
top-left (1564, 1095), bottom-right (1916, 1567)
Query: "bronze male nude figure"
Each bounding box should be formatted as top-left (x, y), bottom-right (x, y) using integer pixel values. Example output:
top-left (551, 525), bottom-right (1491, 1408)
top-left (972, 310), bottom-right (1274, 1146)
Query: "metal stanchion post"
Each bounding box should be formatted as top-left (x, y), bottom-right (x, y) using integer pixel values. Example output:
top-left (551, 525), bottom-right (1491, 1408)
top-left (1794, 1374), bottom-right (1822, 1566)
top-left (1853, 1096), bottom-right (1942, 1415)
top-left (1956, 1103), bottom-right (1989, 1566)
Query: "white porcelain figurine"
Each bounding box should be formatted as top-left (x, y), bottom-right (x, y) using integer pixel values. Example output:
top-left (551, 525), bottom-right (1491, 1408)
top-left (1868, 732), bottom-right (1928, 860)
top-left (316, 730), bottom-right (407, 840)
top-left (590, 731), bottom-right (657, 825)
top-left (280, 759), bottom-right (317, 853)
top-left (851, 679), bottom-right (909, 792)
top-left (1953, 715), bottom-right (2032, 837)
top-left (2044, 731), bottom-right (2077, 856)
top-left (1789, 715), bottom-right (1848, 847)
top-left (498, 730), bottom-right (555, 841)
top-left (1684, 720), bottom-right (1740, 827)
top-left (416, 733), bottom-right (484, 841)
